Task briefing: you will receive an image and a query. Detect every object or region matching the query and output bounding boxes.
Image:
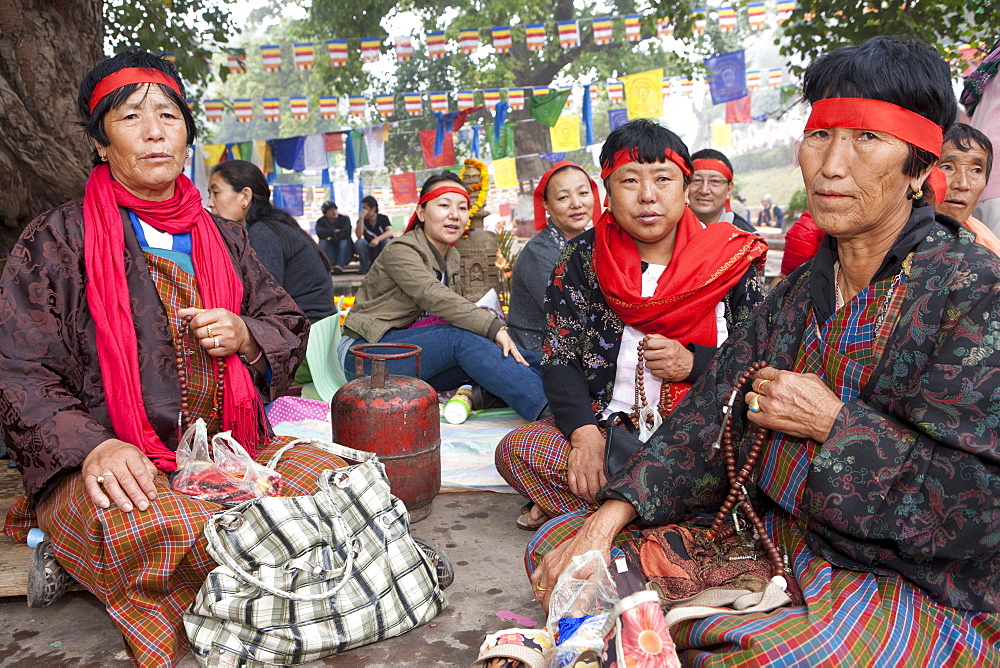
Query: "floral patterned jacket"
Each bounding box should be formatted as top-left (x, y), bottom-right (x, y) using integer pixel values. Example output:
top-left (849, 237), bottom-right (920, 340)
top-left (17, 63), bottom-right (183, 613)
top-left (601, 210), bottom-right (1000, 612)
top-left (541, 227), bottom-right (766, 438)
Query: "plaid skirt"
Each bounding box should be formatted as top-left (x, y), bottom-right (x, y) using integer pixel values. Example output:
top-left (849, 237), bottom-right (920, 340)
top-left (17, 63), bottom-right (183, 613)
top-left (495, 417), bottom-right (595, 517)
top-left (4, 437), bottom-right (348, 667)
top-left (526, 510), bottom-right (1000, 667)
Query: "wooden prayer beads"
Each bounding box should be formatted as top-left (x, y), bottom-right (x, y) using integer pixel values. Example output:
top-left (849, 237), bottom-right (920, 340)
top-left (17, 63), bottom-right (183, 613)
top-left (632, 336), bottom-right (673, 429)
top-left (173, 317), bottom-right (225, 441)
top-left (706, 360), bottom-right (786, 581)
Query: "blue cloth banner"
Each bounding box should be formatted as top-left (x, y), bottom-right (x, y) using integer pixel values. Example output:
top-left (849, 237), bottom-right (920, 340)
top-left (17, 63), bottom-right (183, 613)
top-left (494, 101), bottom-right (509, 143)
top-left (583, 84), bottom-right (595, 146)
top-left (704, 50), bottom-right (748, 105)
top-left (472, 124), bottom-right (481, 158)
top-left (539, 152), bottom-right (566, 162)
top-left (269, 136), bottom-right (306, 172)
top-left (607, 108), bottom-right (629, 131)
top-left (344, 131), bottom-right (356, 183)
top-left (272, 185), bottom-right (304, 217)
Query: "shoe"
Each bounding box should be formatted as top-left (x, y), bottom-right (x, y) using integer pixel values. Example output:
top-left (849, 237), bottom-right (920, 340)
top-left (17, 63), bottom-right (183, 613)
top-left (27, 539), bottom-right (73, 608)
top-left (469, 384), bottom-right (504, 411)
top-left (516, 502), bottom-right (550, 532)
top-left (413, 537), bottom-right (455, 590)
top-left (331, 265), bottom-right (344, 275)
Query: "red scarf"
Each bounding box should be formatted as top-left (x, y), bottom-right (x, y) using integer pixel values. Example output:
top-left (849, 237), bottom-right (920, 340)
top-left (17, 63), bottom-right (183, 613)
top-left (83, 164), bottom-right (265, 471)
top-left (592, 207), bottom-right (767, 346)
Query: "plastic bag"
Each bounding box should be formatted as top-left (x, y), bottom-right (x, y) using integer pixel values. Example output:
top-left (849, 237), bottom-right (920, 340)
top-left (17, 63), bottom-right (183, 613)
top-left (545, 550), bottom-right (618, 668)
top-left (171, 418), bottom-right (282, 505)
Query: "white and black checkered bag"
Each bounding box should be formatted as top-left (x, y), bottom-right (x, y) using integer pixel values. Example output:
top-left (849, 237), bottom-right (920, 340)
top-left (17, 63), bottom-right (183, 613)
top-left (183, 438), bottom-right (447, 667)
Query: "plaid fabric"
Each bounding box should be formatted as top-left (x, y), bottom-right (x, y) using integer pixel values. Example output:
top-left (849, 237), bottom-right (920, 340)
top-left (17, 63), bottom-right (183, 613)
top-left (525, 263), bottom-right (1000, 664)
top-left (145, 251), bottom-right (221, 434)
top-left (528, 511), bottom-right (1000, 665)
top-left (495, 418), bottom-right (595, 517)
top-left (760, 270), bottom-right (906, 515)
top-left (1, 436), bottom-right (348, 667)
top-left (2, 257), bottom-right (349, 667)
top-left (184, 440), bottom-right (446, 666)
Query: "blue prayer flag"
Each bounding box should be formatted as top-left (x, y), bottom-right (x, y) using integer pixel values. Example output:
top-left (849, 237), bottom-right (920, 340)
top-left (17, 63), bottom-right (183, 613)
top-left (704, 50), bottom-right (748, 105)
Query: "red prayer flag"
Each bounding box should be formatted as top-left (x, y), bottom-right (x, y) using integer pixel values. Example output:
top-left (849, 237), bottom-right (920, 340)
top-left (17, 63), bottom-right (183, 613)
top-left (725, 96), bottom-right (752, 124)
top-left (419, 129), bottom-right (455, 168)
top-left (324, 132), bottom-right (344, 151)
top-left (391, 172), bottom-right (419, 205)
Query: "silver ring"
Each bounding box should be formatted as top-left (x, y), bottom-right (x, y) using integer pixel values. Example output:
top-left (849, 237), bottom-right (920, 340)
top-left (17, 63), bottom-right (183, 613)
top-left (97, 472), bottom-right (113, 485)
top-left (213, 336), bottom-right (220, 349)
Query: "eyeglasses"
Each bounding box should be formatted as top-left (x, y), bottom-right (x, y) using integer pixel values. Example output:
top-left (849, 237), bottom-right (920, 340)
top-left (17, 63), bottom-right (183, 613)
top-left (689, 177), bottom-right (730, 189)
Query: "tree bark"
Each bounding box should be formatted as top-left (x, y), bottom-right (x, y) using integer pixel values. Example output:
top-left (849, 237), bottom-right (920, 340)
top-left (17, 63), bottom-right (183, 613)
top-left (0, 0), bottom-right (101, 258)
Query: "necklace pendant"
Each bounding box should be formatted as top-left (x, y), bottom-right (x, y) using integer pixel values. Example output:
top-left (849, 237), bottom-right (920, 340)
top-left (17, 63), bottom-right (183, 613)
top-left (637, 405), bottom-right (661, 440)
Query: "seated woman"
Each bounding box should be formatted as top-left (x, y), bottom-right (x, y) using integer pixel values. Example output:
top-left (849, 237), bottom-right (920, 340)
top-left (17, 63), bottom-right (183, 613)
top-left (497, 120), bottom-right (767, 530)
top-left (341, 172), bottom-right (547, 422)
top-left (0, 50), bottom-right (363, 666)
top-left (528, 36), bottom-right (1000, 664)
top-left (208, 159), bottom-right (335, 324)
top-left (506, 161), bottom-right (600, 352)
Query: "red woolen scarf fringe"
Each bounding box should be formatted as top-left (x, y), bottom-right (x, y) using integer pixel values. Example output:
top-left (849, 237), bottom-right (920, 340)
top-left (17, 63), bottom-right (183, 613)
top-left (83, 164), bottom-right (265, 471)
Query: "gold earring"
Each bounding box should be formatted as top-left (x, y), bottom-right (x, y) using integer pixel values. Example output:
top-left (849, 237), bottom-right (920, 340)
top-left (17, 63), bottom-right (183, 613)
top-left (186, 148), bottom-right (191, 158)
top-left (910, 188), bottom-right (923, 200)
top-left (100, 155), bottom-right (108, 162)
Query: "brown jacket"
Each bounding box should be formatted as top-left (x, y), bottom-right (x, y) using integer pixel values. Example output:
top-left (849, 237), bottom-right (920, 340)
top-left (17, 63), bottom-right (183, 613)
top-left (344, 227), bottom-right (500, 343)
top-left (0, 200), bottom-right (308, 505)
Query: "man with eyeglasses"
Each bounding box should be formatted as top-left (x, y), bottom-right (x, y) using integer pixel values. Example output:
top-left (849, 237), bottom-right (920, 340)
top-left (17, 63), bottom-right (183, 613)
top-left (687, 149), bottom-right (758, 233)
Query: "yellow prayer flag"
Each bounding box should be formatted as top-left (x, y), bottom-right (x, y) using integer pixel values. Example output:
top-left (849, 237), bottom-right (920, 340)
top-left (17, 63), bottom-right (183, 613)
top-left (622, 68), bottom-right (664, 120)
top-left (201, 144), bottom-right (227, 167)
top-left (492, 157), bottom-right (518, 190)
top-left (549, 114), bottom-right (582, 152)
top-left (254, 140), bottom-right (274, 174)
top-left (711, 121), bottom-right (733, 149)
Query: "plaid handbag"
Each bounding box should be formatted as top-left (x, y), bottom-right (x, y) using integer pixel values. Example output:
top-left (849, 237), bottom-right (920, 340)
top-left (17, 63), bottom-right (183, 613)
top-left (183, 438), bottom-right (447, 667)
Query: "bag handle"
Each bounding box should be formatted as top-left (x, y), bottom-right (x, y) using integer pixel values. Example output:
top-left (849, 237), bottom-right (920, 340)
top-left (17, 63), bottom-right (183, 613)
top-left (265, 437), bottom-right (378, 471)
top-left (206, 505), bottom-right (358, 602)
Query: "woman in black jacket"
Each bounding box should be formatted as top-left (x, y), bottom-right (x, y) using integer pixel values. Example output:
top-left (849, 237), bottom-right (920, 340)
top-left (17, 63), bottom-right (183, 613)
top-left (208, 160), bottom-right (335, 323)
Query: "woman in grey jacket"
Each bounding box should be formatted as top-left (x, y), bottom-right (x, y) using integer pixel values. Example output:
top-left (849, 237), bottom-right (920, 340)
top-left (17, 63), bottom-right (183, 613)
top-left (342, 173), bottom-right (547, 421)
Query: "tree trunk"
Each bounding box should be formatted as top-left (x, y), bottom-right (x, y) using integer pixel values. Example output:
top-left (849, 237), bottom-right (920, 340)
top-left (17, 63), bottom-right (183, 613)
top-left (0, 0), bottom-right (102, 258)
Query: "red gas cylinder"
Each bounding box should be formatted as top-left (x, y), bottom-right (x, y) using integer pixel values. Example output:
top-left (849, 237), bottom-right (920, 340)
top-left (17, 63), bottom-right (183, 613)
top-left (331, 344), bottom-right (441, 522)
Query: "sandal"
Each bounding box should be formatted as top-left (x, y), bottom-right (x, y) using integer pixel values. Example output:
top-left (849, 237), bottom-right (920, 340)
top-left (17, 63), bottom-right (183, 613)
top-left (516, 502), bottom-right (550, 532)
top-left (413, 537), bottom-right (455, 590)
top-left (27, 539), bottom-right (74, 608)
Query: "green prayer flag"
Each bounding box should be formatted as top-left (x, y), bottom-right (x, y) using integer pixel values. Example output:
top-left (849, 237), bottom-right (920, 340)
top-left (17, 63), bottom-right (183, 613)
top-left (528, 89), bottom-right (572, 128)
top-left (486, 123), bottom-right (516, 159)
top-left (351, 130), bottom-right (369, 168)
top-left (234, 141), bottom-right (253, 162)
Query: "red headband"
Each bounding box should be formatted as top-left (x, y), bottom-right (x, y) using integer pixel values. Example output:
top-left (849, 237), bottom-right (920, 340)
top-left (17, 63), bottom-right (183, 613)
top-left (804, 98), bottom-right (944, 158)
top-left (600, 147), bottom-right (692, 180)
top-left (534, 161), bottom-right (601, 231)
top-left (88, 67), bottom-right (184, 114)
top-left (691, 158), bottom-right (733, 181)
top-left (405, 184), bottom-right (472, 231)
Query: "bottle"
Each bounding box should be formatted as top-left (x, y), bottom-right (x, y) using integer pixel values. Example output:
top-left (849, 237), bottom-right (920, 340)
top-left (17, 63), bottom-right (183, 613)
top-left (443, 385), bottom-right (474, 424)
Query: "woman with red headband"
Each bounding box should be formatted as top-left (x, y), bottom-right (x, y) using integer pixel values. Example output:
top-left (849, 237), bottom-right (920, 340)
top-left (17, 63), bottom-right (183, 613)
top-left (341, 172), bottom-right (547, 421)
top-left (507, 161), bottom-right (601, 352)
top-left (0, 49), bottom-right (368, 665)
top-left (525, 37), bottom-right (1000, 663)
top-left (497, 119), bottom-right (767, 530)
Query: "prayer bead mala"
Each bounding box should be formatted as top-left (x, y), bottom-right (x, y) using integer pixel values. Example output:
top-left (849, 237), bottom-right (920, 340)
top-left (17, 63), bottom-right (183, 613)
top-left (705, 360), bottom-right (785, 581)
top-left (173, 317), bottom-right (225, 440)
top-left (632, 336), bottom-right (673, 428)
